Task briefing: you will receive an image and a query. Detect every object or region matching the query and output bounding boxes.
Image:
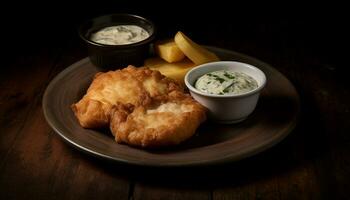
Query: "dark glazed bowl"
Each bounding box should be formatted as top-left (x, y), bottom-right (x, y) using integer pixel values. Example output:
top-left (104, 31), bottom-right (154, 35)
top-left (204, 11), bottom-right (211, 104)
top-left (79, 13), bottom-right (156, 70)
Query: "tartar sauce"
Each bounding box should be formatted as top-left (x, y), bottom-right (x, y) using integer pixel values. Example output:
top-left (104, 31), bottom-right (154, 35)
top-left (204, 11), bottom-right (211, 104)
top-left (90, 25), bottom-right (150, 45)
top-left (195, 70), bottom-right (258, 95)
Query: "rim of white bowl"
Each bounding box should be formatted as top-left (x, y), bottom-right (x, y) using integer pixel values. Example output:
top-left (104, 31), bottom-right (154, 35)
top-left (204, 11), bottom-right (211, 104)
top-left (184, 61), bottom-right (267, 98)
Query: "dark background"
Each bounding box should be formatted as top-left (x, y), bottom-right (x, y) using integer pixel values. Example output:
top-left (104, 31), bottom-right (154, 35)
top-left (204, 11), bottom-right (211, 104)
top-left (3, 3), bottom-right (348, 80)
top-left (1, 2), bottom-right (349, 200)
top-left (3, 3), bottom-right (347, 60)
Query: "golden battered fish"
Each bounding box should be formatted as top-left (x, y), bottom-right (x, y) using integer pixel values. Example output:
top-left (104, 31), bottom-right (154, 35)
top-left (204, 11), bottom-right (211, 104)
top-left (71, 66), bottom-right (176, 128)
top-left (71, 66), bottom-right (206, 148)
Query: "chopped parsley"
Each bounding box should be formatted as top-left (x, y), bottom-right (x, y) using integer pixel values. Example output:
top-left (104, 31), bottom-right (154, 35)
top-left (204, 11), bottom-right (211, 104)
top-left (215, 77), bottom-right (225, 83)
top-left (224, 72), bottom-right (235, 79)
top-left (223, 87), bottom-right (230, 93)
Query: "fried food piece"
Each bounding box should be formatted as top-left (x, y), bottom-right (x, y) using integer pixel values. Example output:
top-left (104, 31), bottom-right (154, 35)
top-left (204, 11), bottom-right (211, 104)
top-left (144, 57), bottom-right (195, 84)
top-left (71, 66), bottom-right (206, 148)
top-left (174, 31), bottom-right (219, 64)
top-left (155, 39), bottom-right (185, 63)
top-left (110, 91), bottom-right (206, 147)
top-left (72, 66), bottom-right (182, 128)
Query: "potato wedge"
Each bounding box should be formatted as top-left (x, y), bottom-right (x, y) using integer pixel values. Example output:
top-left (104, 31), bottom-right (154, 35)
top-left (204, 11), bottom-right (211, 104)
top-left (174, 31), bottom-right (219, 64)
top-left (144, 57), bottom-right (195, 83)
top-left (155, 39), bottom-right (185, 63)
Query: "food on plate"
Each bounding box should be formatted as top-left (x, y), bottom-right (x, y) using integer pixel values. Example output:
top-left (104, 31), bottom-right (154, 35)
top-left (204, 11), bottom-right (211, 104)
top-left (155, 39), bottom-right (185, 63)
top-left (174, 31), bottom-right (219, 64)
top-left (144, 57), bottom-right (195, 83)
top-left (147, 31), bottom-right (220, 83)
top-left (90, 25), bottom-right (150, 45)
top-left (71, 66), bottom-right (206, 148)
top-left (71, 66), bottom-right (160, 128)
top-left (110, 93), bottom-right (206, 147)
top-left (195, 70), bottom-right (258, 95)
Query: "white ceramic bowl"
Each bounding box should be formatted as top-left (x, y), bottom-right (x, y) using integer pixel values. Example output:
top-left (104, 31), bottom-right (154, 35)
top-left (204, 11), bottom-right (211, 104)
top-left (185, 61), bottom-right (267, 124)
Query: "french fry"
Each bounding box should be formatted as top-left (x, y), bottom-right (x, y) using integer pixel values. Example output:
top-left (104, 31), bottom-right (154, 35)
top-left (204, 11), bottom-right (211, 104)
top-left (144, 57), bottom-right (195, 83)
top-left (174, 31), bottom-right (219, 64)
top-left (155, 39), bottom-right (185, 63)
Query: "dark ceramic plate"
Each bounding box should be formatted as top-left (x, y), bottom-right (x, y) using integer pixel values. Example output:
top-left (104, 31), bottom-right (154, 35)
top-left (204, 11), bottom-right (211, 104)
top-left (42, 47), bottom-right (300, 167)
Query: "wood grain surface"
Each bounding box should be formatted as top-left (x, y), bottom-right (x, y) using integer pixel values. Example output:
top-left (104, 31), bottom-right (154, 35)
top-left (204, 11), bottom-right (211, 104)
top-left (1, 8), bottom-right (349, 200)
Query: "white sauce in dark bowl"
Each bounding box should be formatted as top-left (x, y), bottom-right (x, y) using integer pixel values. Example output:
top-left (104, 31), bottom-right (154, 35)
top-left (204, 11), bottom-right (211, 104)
top-left (195, 70), bottom-right (258, 95)
top-left (90, 25), bottom-right (150, 45)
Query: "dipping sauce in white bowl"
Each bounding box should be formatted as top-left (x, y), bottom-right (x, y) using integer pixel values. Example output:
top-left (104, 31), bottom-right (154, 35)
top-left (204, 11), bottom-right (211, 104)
top-left (185, 61), bottom-right (266, 124)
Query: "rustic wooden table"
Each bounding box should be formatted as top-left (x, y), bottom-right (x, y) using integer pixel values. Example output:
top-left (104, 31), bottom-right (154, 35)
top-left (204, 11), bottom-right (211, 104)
top-left (0, 11), bottom-right (349, 200)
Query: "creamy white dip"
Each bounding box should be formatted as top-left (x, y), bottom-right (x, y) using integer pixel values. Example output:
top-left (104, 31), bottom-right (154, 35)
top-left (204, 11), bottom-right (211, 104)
top-left (90, 25), bottom-right (150, 45)
top-left (195, 70), bottom-right (258, 95)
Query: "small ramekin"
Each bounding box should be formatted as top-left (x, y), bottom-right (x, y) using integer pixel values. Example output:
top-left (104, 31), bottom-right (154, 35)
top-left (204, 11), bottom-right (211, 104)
top-left (185, 61), bottom-right (267, 124)
top-left (78, 13), bottom-right (156, 70)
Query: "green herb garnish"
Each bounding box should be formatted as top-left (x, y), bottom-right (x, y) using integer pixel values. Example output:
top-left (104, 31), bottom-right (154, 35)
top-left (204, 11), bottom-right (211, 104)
top-left (215, 77), bottom-right (225, 83)
top-left (224, 72), bottom-right (235, 79)
top-left (223, 87), bottom-right (230, 93)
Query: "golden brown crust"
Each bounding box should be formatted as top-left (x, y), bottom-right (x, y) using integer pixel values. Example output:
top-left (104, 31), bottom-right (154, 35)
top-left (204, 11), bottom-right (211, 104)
top-left (110, 100), bottom-right (206, 147)
top-left (71, 98), bottom-right (113, 128)
top-left (71, 65), bottom-right (206, 148)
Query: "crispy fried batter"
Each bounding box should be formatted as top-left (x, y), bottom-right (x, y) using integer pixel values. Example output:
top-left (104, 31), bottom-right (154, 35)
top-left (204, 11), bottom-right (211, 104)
top-left (110, 94), bottom-right (206, 147)
top-left (71, 66), bottom-right (182, 128)
top-left (71, 65), bottom-right (206, 148)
